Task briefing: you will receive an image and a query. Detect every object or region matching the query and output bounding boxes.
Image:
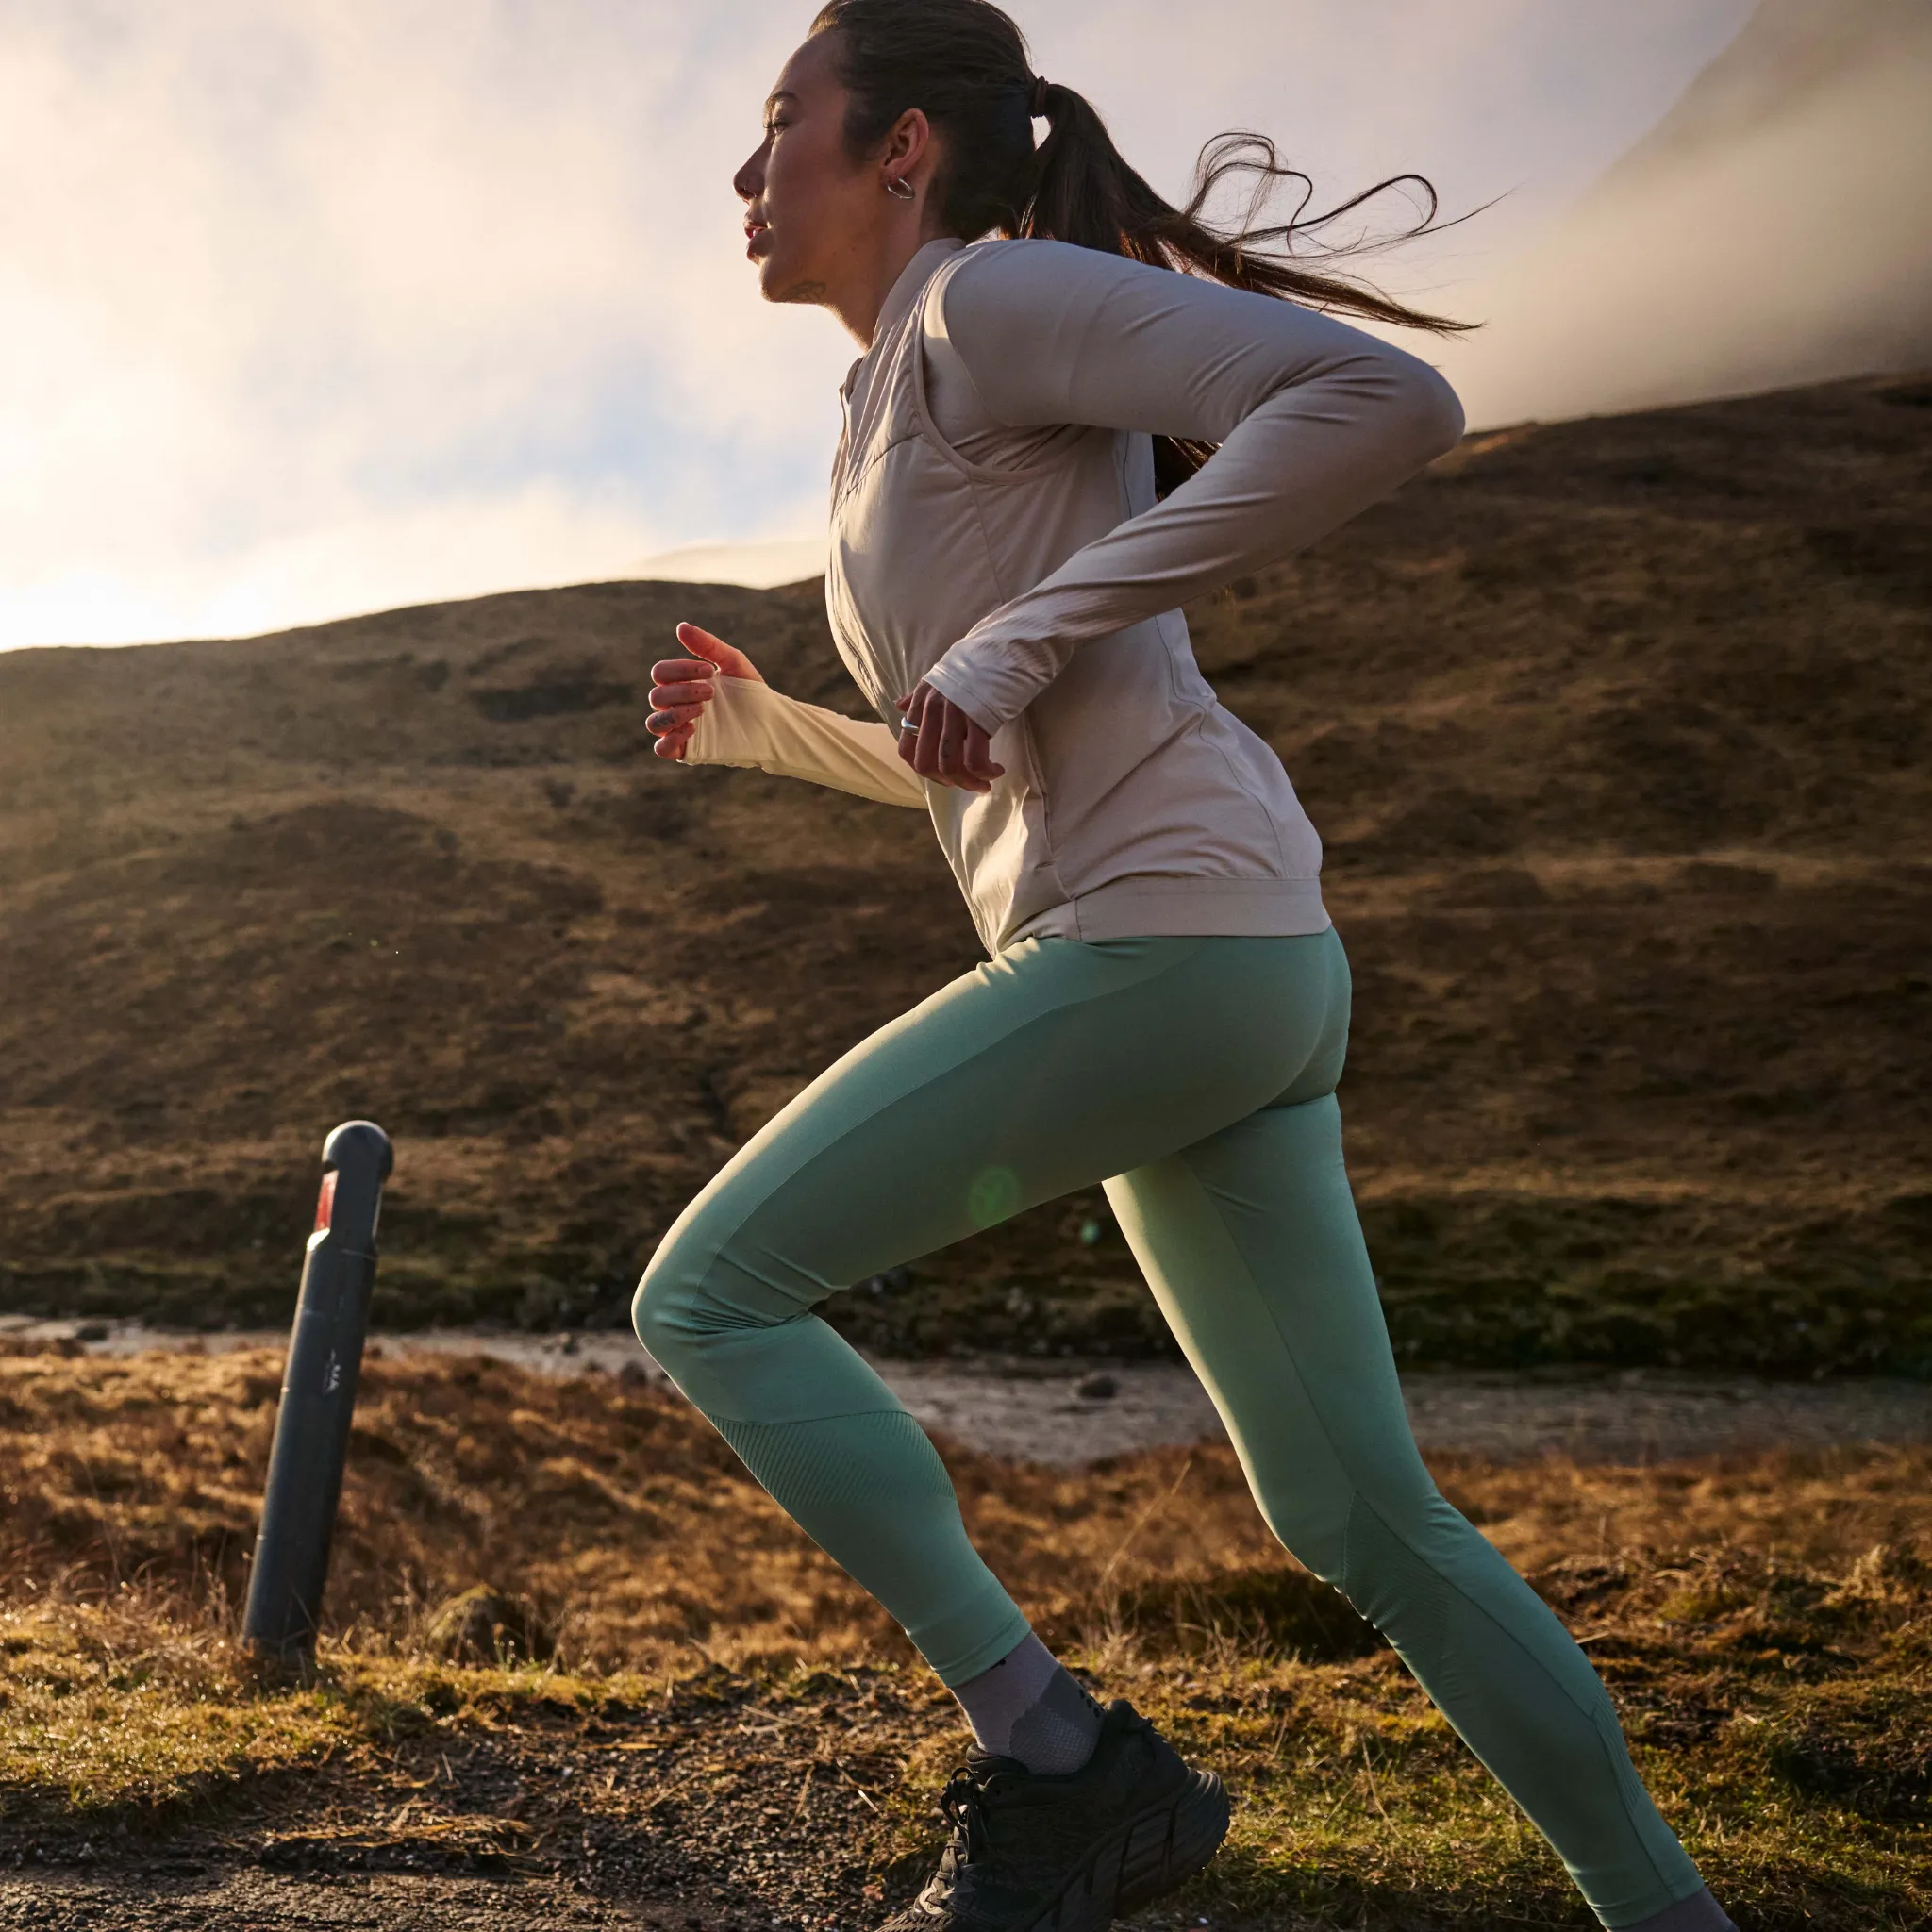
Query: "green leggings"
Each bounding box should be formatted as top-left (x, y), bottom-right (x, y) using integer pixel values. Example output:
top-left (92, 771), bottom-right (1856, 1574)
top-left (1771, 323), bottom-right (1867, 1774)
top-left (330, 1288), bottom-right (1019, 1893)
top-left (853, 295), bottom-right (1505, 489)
top-left (633, 931), bottom-right (1706, 1928)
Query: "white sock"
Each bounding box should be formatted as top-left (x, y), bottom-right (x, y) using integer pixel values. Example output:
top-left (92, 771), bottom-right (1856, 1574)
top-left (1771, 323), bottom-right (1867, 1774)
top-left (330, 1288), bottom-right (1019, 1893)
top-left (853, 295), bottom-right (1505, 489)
top-left (951, 1632), bottom-right (1105, 1775)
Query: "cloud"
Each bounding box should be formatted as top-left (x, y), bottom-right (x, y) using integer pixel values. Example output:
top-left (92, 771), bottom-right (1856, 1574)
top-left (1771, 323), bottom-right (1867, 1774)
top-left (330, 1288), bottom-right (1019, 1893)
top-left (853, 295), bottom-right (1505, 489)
top-left (0, 0), bottom-right (1773, 648)
top-left (1433, 0), bottom-right (1932, 426)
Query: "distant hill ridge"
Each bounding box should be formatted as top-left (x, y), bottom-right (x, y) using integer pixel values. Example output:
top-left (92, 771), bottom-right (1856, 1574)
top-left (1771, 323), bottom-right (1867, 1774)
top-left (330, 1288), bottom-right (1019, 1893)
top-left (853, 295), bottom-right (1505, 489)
top-left (1, 373), bottom-right (1927, 1374)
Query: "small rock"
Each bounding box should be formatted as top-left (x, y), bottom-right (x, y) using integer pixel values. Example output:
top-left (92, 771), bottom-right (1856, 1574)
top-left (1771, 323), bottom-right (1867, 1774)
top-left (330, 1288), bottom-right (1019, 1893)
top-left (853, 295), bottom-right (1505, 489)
top-left (1077, 1373), bottom-right (1119, 1402)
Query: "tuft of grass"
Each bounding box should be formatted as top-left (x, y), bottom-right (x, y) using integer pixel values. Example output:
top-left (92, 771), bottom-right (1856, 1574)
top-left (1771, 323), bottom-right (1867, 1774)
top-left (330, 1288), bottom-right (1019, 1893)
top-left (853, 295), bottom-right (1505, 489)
top-left (0, 1597), bottom-right (350, 1814)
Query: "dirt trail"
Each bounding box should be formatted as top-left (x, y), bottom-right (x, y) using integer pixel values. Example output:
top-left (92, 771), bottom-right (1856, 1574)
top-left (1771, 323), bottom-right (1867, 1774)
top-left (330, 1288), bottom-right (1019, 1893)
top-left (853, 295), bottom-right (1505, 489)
top-left (0, 1857), bottom-right (1228, 1932)
top-left (0, 1871), bottom-right (1216, 1932)
top-left (0, 1870), bottom-right (690, 1932)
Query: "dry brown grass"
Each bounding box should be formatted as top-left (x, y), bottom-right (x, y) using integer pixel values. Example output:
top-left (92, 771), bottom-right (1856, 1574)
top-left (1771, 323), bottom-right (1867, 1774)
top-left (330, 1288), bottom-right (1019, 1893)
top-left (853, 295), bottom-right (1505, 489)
top-left (10, 1341), bottom-right (1923, 1673)
top-left (1, 1342), bottom-right (1926, 1925)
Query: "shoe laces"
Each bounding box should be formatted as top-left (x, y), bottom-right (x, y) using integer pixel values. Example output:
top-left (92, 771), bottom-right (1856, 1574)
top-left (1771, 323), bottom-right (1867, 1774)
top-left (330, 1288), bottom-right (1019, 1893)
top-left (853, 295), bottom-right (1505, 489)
top-left (934, 1707), bottom-right (1141, 1871)
top-left (936, 1762), bottom-right (1005, 1863)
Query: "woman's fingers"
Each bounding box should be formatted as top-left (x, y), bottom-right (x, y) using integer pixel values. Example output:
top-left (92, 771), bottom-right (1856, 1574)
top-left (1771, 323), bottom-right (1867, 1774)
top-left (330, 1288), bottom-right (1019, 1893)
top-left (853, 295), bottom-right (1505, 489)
top-left (936, 702), bottom-right (967, 775)
top-left (961, 723), bottom-right (1006, 785)
top-left (911, 691), bottom-right (945, 778)
top-left (894, 686), bottom-right (929, 769)
top-left (649, 679), bottom-right (713, 710)
top-left (649, 661), bottom-right (711, 702)
top-left (897, 683), bottom-right (1003, 791)
top-left (645, 656), bottom-right (716, 763)
top-left (651, 657), bottom-right (714, 685)
top-left (648, 691), bottom-right (711, 725)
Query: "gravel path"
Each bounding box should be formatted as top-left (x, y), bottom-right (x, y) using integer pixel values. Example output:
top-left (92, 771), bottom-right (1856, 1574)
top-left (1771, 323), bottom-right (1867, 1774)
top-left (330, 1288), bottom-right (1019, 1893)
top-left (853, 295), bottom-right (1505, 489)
top-left (5, 1317), bottom-right (1925, 1466)
top-left (0, 1855), bottom-right (1240, 1932)
top-left (0, 1871), bottom-right (1240, 1932)
top-left (886, 1357), bottom-right (1932, 1465)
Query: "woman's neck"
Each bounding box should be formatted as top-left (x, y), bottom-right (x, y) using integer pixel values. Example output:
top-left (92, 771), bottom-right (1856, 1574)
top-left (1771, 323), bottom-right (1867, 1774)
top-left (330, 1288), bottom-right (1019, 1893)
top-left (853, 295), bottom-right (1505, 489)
top-left (829, 218), bottom-right (959, 347)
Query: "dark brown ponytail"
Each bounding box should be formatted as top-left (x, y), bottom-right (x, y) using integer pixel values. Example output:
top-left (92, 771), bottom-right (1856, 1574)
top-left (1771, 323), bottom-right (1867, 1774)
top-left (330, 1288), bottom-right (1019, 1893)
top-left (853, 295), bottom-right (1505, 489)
top-left (809, 0), bottom-right (1478, 491)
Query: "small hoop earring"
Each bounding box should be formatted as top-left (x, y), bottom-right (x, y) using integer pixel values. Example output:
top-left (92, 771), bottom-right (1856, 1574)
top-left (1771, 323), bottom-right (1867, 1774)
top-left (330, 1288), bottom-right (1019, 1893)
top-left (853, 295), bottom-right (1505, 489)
top-left (884, 175), bottom-right (915, 201)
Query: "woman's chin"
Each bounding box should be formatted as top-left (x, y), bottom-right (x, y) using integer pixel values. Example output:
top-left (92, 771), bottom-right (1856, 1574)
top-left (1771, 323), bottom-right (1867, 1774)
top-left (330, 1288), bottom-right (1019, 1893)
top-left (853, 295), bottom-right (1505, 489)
top-left (753, 254), bottom-right (826, 308)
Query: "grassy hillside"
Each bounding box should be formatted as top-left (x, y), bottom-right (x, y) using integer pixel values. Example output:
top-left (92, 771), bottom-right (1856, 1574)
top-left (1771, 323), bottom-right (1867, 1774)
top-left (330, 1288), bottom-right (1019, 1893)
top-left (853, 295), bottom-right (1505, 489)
top-left (1, 373), bottom-right (1927, 1372)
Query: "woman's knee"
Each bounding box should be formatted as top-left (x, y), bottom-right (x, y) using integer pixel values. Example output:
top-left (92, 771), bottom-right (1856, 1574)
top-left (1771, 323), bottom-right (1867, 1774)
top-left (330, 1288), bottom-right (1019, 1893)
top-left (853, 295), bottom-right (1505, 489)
top-left (630, 1262), bottom-right (684, 1367)
top-left (1254, 1491), bottom-right (1352, 1590)
top-left (631, 1206), bottom-right (757, 1370)
top-left (630, 1248), bottom-right (691, 1371)
top-left (1254, 1472), bottom-right (1458, 1611)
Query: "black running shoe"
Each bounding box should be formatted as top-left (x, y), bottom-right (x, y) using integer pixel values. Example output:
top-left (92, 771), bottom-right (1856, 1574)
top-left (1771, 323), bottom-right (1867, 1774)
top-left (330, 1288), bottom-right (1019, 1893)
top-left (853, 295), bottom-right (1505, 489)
top-left (881, 1700), bottom-right (1230, 1932)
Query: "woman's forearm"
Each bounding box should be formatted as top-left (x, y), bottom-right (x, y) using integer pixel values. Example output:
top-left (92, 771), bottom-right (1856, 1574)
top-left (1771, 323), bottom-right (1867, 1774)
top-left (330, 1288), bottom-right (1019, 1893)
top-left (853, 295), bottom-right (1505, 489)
top-left (684, 675), bottom-right (928, 808)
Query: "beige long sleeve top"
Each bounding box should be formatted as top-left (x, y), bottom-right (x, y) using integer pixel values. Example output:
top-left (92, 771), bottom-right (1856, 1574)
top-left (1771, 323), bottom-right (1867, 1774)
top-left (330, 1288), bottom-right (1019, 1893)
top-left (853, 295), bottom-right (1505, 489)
top-left (685, 235), bottom-right (1465, 954)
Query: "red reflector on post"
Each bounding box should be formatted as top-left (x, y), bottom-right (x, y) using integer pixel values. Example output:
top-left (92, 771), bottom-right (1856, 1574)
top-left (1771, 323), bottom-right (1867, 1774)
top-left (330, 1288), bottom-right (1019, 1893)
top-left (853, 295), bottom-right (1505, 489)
top-left (314, 1170), bottom-right (337, 1233)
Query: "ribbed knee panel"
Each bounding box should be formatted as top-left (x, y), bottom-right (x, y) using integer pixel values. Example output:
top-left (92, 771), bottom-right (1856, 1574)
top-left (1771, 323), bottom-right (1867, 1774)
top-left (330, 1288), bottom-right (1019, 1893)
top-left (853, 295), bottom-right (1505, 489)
top-left (715, 1410), bottom-right (1026, 1683)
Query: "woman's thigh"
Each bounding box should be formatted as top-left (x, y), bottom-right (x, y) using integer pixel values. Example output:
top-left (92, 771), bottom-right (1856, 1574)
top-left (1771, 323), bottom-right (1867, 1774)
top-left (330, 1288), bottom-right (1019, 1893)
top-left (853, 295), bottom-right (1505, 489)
top-left (1106, 1087), bottom-right (1422, 1582)
top-left (642, 928), bottom-right (1349, 1331)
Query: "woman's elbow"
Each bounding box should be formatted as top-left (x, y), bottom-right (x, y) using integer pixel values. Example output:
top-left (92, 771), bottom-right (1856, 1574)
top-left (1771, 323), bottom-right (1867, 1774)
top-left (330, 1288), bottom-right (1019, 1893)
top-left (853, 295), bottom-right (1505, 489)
top-left (1401, 358), bottom-right (1465, 460)
top-left (1325, 344), bottom-right (1466, 468)
top-left (1367, 340), bottom-right (1468, 459)
top-left (1346, 344), bottom-right (1464, 464)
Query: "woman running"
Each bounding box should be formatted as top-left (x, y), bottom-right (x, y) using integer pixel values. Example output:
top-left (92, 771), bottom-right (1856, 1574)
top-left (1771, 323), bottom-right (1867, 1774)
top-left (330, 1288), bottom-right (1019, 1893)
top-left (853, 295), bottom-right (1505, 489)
top-left (635, 6), bottom-right (1736, 1930)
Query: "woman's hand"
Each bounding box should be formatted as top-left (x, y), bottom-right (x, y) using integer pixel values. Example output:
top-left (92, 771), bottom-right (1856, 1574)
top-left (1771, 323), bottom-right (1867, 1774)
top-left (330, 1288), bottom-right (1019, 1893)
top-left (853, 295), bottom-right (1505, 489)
top-left (647, 622), bottom-right (764, 760)
top-left (896, 682), bottom-right (1005, 792)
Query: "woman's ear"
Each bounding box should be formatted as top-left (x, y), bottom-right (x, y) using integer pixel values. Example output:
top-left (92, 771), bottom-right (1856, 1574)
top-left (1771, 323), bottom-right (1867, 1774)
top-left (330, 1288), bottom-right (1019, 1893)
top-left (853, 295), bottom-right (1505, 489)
top-left (881, 106), bottom-right (934, 192)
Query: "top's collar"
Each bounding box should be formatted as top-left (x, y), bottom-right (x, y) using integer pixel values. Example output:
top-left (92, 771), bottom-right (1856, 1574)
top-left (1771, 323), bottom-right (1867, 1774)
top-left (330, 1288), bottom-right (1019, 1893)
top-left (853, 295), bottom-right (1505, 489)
top-left (842, 236), bottom-right (968, 396)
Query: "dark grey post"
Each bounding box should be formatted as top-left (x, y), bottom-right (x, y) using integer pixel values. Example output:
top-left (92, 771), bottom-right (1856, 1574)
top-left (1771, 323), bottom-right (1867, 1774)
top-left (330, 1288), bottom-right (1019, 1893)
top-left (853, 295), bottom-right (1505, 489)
top-left (243, 1120), bottom-right (393, 1660)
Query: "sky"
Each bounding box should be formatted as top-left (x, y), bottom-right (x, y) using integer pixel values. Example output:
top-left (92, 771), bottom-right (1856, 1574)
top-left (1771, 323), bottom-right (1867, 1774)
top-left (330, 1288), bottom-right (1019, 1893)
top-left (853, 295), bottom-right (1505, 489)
top-left (0, 0), bottom-right (1780, 651)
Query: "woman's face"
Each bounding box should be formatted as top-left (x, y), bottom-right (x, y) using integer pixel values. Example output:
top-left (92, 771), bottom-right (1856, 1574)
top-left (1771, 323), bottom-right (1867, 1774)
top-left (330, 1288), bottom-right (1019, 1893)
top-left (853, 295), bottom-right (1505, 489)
top-left (734, 34), bottom-right (916, 307)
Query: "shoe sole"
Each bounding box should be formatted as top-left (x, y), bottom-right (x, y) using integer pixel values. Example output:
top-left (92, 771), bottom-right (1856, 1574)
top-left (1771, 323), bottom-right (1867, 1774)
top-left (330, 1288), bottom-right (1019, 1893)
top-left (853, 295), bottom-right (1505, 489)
top-left (1024, 1767), bottom-right (1231, 1932)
